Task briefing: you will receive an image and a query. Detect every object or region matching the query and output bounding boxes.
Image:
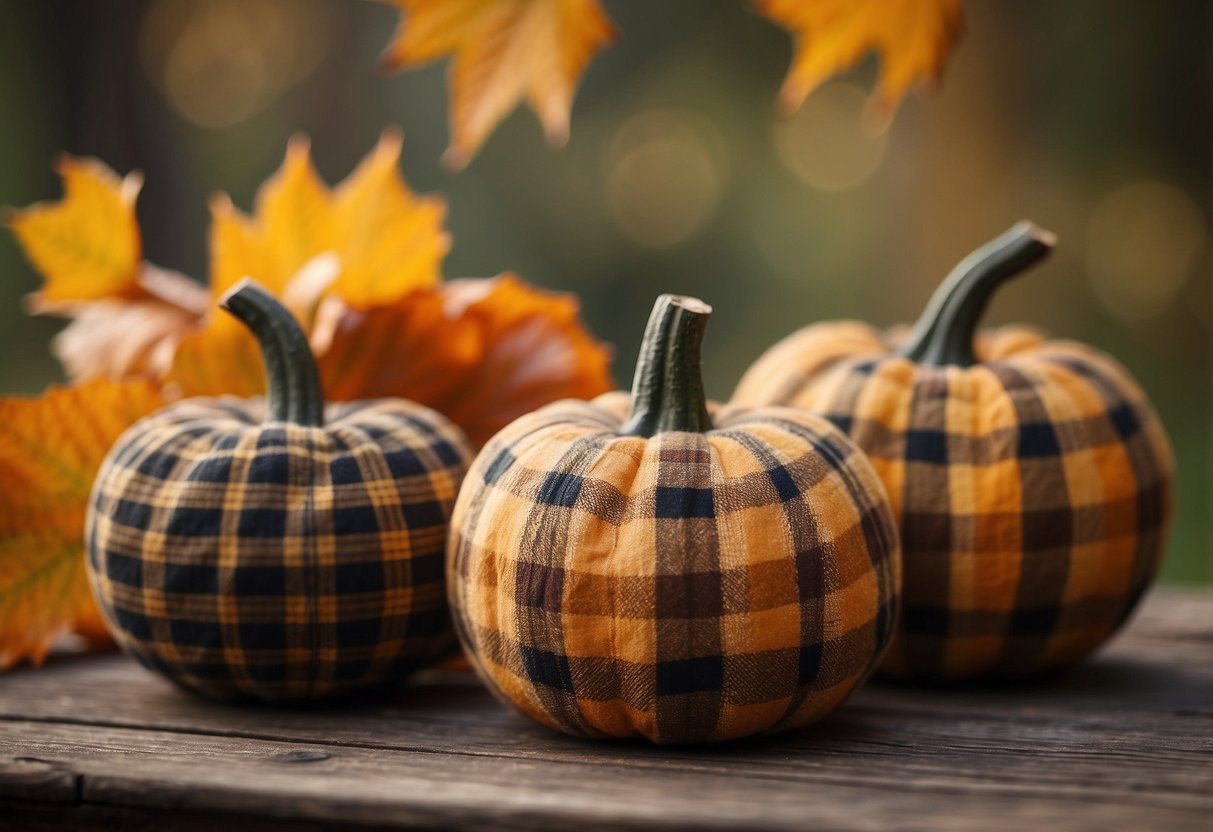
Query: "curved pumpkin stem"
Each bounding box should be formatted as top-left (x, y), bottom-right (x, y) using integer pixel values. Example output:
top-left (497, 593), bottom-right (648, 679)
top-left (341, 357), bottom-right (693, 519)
top-left (623, 294), bottom-right (713, 437)
top-left (897, 221), bottom-right (1057, 367)
top-left (219, 279), bottom-right (326, 427)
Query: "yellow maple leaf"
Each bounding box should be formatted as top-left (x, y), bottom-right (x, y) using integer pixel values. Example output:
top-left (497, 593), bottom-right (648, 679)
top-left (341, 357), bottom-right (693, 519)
top-left (378, 0), bottom-right (617, 169)
top-left (168, 130), bottom-right (452, 397)
top-left (754, 0), bottom-right (963, 120)
top-left (0, 379), bottom-right (165, 668)
top-left (5, 156), bottom-right (144, 307)
top-left (6, 156), bottom-right (211, 385)
top-left (208, 129), bottom-right (449, 308)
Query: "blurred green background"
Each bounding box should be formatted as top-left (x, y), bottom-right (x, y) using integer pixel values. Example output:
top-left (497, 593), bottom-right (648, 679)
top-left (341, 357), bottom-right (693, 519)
top-left (0, 1), bottom-right (1209, 583)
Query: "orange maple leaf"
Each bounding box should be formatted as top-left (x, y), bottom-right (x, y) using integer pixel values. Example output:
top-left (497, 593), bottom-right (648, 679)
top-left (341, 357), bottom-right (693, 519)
top-left (0, 380), bottom-right (165, 668)
top-left (378, 0), bottom-right (617, 169)
top-left (754, 0), bottom-right (963, 120)
top-left (6, 156), bottom-right (144, 307)
top-left (7, 135), bottom-right (614, 438)
top-left (165, 134), bottom-right (616, 433)
top-left (313, 274), bottom-right (614, 447)
top-left (2, 136), bottom-right (616, 673)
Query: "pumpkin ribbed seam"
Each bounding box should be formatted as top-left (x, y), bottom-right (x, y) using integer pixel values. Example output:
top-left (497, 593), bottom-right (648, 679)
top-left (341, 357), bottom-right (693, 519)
top-left (574, 434), bottom-right (633, 738)
top-left (822, 418), bottom-right (896, 693)
top-left (940, 364), bottom-right (979, 662)
top-left (653, 430), bottom-right (723, 744)
top-left (472, 426), bottom-right (534, 708)
top-left (177, 424), bottom-right (234, 698)
top-left (807, 417), bottom-right (898, 673)
top-left (484, 419), bottom-right (561, 713)
top-left (720, 419), bottom-right (821, 731)
top-left (867, 358), bottom-right (913, 644)
top-left (124, 423), bottom-right (201, 682)
top-left (1035, 354), bottom-right (1167, 637)
top-left (702, 434), bottom-right (735, 743)
top-left (1028, 358), bottom-right (1130, 664)
top-left (772, 420), bottom-right (831, 730)
top-left (303, 425), bottom-right (320, 699)
top-left (1074, 353), bottom-right (1172, 582)
top-left (520, 431), bottom-right (601, 737)
top-left (221, 424), bottom-right (261, 697)
top-left (987, 361), bottom-right (1073, 676)
top-left (448, 436), bottom-right (487, 691)
top-left (329, 421), bottom-right (381, 682)
top-left (902, 365), bottom-right (951, 676)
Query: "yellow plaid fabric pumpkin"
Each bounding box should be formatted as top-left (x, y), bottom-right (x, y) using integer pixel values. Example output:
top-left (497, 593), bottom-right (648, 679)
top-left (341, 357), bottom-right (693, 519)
top-left (86, 281), bottom-right (472, 701)
top-left (733, 223), bottom-right (1174, 681)
top-left (449, 295), bottom-right (900, 743)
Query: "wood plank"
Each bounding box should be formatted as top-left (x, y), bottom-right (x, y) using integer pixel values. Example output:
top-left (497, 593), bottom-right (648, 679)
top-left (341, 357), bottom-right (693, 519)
top-left (0, 588), bottom-right (1208, 830)
top-left (2, 798), bottom-right (416, 832)
top-left (0, 757), bottom-right (78, 804)
top-left (0, 662), bottom-right (1208, 806)
top-left (0, 719), bottom-right (1208, 832)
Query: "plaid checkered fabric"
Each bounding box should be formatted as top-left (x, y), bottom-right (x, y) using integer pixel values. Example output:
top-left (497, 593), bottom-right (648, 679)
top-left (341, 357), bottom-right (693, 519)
top-left (86, 396), bottom-right (472, 701)
top-left (733, 323), bottom-right (1174, 680)
top-left (448, 392), bottom-right (900, 743)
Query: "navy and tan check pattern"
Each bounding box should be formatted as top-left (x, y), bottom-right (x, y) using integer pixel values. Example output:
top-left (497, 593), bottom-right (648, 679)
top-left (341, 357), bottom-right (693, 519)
top-left (86, 397), bottom-right (472, 701)
top-left (734, 323), bottom-right (1174, 680)
top-left (448, 392), bottom-right (900, 743)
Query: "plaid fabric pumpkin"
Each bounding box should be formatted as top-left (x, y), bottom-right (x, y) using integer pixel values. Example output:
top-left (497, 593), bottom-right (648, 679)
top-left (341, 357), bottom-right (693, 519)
top-left (733, 223), bottom-right (1174, 680)
top-left (86, 281), bottom-right (472, 701)
top-left (449, 296), bottom-right (900, 743)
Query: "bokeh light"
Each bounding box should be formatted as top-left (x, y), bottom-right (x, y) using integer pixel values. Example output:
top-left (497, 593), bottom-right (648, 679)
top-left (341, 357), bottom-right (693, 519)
top-left (773, 83), bottom-right (889, 193)
top-left (140, 0), bottom-right (332, 129)
top-left (1086, 180), bottom-right (1208, 324)
top-left (1, 1), bottom-right (1209, 584)
top-left (606, 108), bottom-right (727, 248)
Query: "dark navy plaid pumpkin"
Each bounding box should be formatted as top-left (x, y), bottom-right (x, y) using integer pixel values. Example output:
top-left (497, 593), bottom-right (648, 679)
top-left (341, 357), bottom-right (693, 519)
top-left (85, 281), bottom-right (473, 701)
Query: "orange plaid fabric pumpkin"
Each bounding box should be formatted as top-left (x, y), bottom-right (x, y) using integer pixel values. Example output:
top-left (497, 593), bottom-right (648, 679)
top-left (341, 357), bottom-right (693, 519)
top-left (733, 223), bottom-right (1174, 681)
top-left (449, 295), bottom-right (900, 743)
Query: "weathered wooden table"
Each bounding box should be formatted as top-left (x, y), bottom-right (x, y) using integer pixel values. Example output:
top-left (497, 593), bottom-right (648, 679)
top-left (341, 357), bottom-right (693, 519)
top-left (1, 588), bottom-right (1209, 831)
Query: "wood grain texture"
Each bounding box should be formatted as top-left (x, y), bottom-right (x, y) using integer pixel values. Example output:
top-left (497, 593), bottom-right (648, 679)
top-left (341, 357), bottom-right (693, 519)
top-left (0, 588), bottom-right (1209, 831)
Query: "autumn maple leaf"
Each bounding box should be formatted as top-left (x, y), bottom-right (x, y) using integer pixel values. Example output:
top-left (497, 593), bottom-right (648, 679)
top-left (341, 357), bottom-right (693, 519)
top-left (313, 274), bottom-right (614, 447)
top-left (377, 0), bottom-right (618, 168)
top-left (7, 159), bottom-right (212, 384)
top-left (6, 156), bottom-right (144, 306)
top-left (207, 129), bottom-right (449, 307)
top-left (7, 134), bottom-right (451, 397)
top-left (7, 133), bottom-right (613, 437)
top-left (0, 380), bottom-right (165, 668)
top-left (754, 0), bottom-right (963, 121)
top-left (170, 129), bottom-right (451, 398)
top-left (2, 137), bottom-right (615, 671)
